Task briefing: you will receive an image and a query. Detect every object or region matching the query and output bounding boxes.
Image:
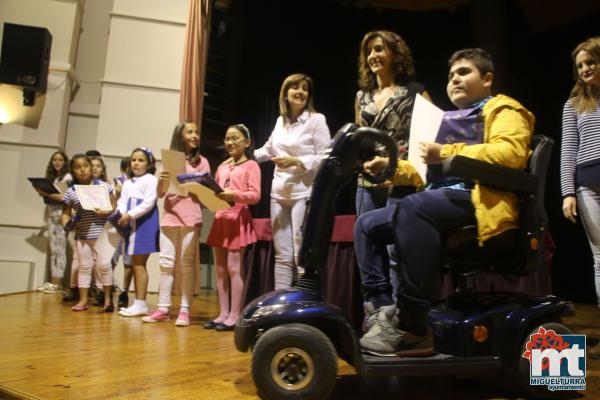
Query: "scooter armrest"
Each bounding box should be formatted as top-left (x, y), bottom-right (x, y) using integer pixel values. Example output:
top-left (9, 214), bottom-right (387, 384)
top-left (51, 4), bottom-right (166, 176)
top-left (442, 155), bottom-right (537, 194)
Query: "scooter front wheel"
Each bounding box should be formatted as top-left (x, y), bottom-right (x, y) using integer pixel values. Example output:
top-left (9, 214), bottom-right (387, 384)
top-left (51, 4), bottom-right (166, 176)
top-left (252, 323), bottom-right (337, 400)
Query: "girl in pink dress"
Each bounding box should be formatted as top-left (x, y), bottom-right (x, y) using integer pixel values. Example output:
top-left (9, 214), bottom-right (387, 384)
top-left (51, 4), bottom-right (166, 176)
top-left (142, 122), bottom-right (211, 326)
top-left (205, 124), bottom-right (261, 331)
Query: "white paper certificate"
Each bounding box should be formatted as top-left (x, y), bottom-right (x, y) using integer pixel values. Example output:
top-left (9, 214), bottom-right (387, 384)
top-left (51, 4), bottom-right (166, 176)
top-left (74, 184), bottom-right (111, 211)
top-left (408, 94), bottom-right (445, 182)
top-left (161, 149), bottom-right (186, 195)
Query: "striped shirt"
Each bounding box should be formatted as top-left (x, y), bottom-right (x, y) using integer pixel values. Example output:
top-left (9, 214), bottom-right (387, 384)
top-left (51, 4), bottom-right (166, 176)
top-left (560, 99), bottom-right (600, 197)
top-left (63, 180), bottom-right (114, 240)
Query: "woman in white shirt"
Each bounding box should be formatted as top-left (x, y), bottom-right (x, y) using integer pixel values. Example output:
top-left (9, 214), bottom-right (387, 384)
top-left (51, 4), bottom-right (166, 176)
top-left (254, 73), bottom-right (331, 289)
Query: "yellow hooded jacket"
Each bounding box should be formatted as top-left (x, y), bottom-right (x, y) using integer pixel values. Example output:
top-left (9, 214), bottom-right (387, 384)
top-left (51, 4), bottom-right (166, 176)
top-left (389, 94), bottom-right (534, 245)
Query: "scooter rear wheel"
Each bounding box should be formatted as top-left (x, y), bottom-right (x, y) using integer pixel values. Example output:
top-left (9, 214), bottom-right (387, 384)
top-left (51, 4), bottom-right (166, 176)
top-left (252, 323), bottom-right (337, 400)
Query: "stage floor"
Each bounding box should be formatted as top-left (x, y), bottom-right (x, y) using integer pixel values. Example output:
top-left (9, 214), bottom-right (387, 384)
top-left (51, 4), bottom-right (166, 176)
top-left (0, 291), bottom-right (598, 399)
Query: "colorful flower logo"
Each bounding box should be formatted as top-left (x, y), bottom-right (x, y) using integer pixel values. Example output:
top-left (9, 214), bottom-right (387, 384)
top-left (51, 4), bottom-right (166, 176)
top-left (522, 327), bottom-right (571, 370)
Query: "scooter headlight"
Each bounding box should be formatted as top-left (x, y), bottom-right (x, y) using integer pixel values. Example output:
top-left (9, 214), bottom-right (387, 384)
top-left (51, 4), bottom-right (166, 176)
top-left (251, 304), bottom-right (286, 319)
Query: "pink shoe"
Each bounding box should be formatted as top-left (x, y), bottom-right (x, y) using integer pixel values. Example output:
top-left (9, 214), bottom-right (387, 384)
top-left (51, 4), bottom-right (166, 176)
top-left (71, 304), bottom-right (88, 311)
top-left (141, 309), bottom-right (170, 323)
top-left (175, 310), bottom-right (190, 327)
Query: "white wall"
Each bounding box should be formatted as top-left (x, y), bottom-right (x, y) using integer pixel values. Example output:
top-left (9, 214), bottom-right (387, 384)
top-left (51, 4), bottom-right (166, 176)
top-left (0, 0), bottom-right (213, 294)
top-left (0, 0), bottom-right (83, 292)
top-left (95, 0), bottom-right (188, 291)
top-left (97, 0), bottom-right (188, 160)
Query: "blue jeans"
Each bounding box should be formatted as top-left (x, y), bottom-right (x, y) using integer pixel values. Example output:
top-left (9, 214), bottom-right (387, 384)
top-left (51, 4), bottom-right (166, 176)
top-left (355, 189), bottom-right (475, 314)
top-left (355, 186), bottom-right (415, 304)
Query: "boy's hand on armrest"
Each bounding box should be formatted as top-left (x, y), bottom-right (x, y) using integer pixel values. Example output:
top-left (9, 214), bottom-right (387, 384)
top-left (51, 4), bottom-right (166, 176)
top-left (420, 142), bottom-right (442, 164)
top-left (363, 156), bottom-right (389, 177)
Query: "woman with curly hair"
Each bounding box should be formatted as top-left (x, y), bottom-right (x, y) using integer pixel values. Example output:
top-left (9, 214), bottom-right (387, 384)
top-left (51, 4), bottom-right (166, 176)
top-left (355, 30), bottom-right (431, 215)
top-left (354, 31), bottom-right (431, 315)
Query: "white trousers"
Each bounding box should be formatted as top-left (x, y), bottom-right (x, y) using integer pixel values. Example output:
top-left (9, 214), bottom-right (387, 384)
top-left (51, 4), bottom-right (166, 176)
top-left (76, 239), bottom-right (113, 288)
top-left (270, 198), bottom-right (307, 290)
top-left (158, 226), bottom-right (199, 309)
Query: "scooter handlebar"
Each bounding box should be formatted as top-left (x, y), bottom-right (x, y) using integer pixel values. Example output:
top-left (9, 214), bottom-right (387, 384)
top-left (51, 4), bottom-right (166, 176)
top-left (350, 127), bottom-right (398, 185)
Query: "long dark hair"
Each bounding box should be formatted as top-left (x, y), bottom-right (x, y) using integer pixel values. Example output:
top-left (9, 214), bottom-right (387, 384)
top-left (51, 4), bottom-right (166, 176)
top-left (357, 30), bottom-right (416, 92)
top-left (170, 121), bottom-right (202, 166)
top-left (45, 150), bottom-right (69, 180)
top-left (569, 37), bottom-right (600, 114)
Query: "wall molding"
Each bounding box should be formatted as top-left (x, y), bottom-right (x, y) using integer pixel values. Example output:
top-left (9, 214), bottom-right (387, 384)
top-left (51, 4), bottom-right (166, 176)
top-left (0, 141), bottom-right (61, 151)
top-left (50, 0), bottom-right (84, 9)
top-left (69, 102), bottom-right (100, 118)
top-left (101, 79), bottom-right (181, 93)
top-left (0, 223), bottom-right (45, 230)
top-left (110, 11), bottom-right (186, 27)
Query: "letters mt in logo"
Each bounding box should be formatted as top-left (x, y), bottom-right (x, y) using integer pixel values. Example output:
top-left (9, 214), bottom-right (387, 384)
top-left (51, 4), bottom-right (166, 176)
top-left (522, 326), bottom-right (586, 391)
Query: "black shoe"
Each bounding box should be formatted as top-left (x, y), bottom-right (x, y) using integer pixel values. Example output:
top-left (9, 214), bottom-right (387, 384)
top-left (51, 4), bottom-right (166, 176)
top-left (203, 320), bottom-right (218, 329)
top-left (62, 287), bottom-right (80, 302)
top-left (117, 292), bottom-right (129, 309)
top-left (92, 290), bottom-right (104, 307)
top-left (102, 304), bottom-right (115, 313)
top-left (215, 323), bottom-right (235, 332)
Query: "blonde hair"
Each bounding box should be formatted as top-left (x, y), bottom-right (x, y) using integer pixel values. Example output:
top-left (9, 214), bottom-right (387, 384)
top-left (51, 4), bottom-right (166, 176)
top-left (278, 73), bottom-right (316, 122)
top-left (569, 37), bottom-right (600, 114)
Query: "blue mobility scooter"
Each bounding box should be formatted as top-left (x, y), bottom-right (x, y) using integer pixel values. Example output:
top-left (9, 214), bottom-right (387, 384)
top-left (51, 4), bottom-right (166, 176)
top-left (234, 124), bottom-right (576, 400)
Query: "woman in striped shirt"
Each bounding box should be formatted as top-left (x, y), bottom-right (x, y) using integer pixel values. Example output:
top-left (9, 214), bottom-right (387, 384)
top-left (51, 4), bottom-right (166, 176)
top-left (561, 37), bottom-right (600, 307)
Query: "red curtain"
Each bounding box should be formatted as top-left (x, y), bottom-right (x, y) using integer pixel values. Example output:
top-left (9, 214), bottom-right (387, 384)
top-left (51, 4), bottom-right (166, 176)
top-left (179, 0), bottom-right (212, 131)
top-left (176, 0), bottom-right (212, 295)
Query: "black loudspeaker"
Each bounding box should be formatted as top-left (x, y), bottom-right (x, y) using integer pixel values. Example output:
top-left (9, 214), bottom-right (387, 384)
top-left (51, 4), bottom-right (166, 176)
top-left (0, 23), bottom-right (52, 94)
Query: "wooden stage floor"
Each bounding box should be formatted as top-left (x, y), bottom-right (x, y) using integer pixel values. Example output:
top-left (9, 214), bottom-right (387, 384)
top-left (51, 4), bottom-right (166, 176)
top-left (1, 291), bottom-right (599, 399)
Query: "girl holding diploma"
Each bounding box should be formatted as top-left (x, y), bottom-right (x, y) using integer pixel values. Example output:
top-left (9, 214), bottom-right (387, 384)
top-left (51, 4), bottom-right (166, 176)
top-left (61, 154), bottom-right (115, 311)
top-left (117, 148), bottom-right (160, 317)
top-left (205, 124), bottom-right (260, 331)
top-left (142, 122), bottom-right (210, 326)
top-left (35, 150), bottom-right (72, 294)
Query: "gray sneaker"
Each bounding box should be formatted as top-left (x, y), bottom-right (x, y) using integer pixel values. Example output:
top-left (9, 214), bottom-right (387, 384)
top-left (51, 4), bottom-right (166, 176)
top-left (359, 304), bottom-right (402, 353)
top-left (360, 305), bottom-right (434, 357)
top-left (362, 302), bottom-right (379, 332)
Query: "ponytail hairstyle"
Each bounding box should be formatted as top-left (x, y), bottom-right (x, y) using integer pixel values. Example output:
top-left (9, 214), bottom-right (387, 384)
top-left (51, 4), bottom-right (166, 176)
top-left (227, 123), bottom-right (255, 161)
top-left (569, 37), bottom-right (600, 114)
top-left (128, 147), bottom-right (157, 178)
top-left (45, 150), bottom-right (70, 180)
top-left (170, 121), bottom-right (202, 166)
top-left (69, 154), bottom-right (92, 185)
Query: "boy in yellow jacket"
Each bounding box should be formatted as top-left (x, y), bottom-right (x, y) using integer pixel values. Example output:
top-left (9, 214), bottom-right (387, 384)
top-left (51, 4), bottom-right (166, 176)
top-left (356, 48), bottom-right (534, 356)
